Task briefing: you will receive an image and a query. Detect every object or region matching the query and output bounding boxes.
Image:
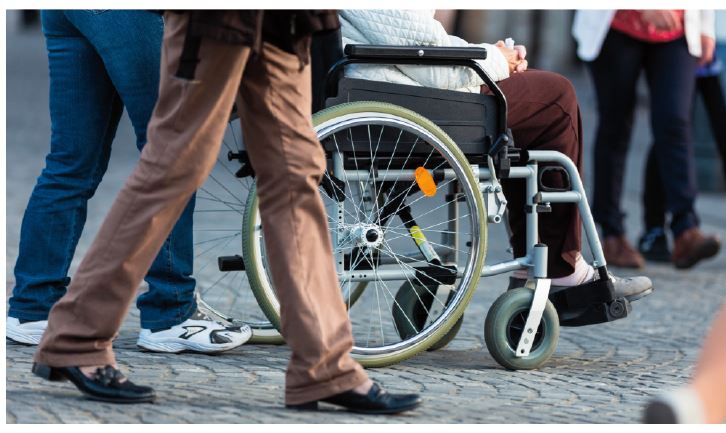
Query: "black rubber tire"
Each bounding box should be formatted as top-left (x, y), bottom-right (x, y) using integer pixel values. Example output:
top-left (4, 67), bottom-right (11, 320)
top-left (484, 287), bottom-right (559, 370)
top-left (245, 101), bottom-right (487, 367)
top-left (392, 282), bottom-right (463, 351)
top-left (427, 315), bottom-right (463, 351)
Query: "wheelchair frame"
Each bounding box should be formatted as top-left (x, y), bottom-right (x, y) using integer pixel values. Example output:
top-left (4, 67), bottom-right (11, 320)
top-left (218, 42), bottom-right (634, 368)
top-left (320, 44), bottom-right (631, 358)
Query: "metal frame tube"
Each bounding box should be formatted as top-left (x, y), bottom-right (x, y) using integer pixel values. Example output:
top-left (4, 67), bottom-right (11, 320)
top-left (332, 152), bottom-right (346, 273)
top-left (525, 163), bottom-right (539, 265)
top-left (532, 244), bottom-right (548, 279)
top-left (481, 257), bottom-right (530, 277)
top-left (526, 150), bottom-right (606, 267)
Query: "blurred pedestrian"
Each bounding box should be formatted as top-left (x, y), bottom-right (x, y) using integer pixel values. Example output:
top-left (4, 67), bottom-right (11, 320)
top-left (644, 300), bottom-right (726, 423)
top-left (7, 10), bottom-right (251, 353)
top-left (31, 10), bottom-right (421, 414)
top-left (573, 10), bottom-right (721, 269)
top-left (20, 10), bottom-right (39, 29)
top-left (639, 53), bottom-right (726, 264)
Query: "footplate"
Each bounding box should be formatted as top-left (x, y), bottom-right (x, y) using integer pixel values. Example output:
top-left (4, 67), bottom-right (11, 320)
top-left (548, 267), bottom-right (631, 327)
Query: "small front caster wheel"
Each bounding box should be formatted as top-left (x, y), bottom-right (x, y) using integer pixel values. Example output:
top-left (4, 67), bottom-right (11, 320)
top-left (484, 287), bottom-right (560, 370)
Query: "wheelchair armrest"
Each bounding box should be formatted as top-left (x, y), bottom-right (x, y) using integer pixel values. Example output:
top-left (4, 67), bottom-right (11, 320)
top-left (344, 44), bottom-right (487, 61)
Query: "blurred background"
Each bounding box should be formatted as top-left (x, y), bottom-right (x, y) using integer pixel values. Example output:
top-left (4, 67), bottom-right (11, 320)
top-left (7, 9), bottom-right (726, 289)
top-left (435, 9), bottom-right (726, 192)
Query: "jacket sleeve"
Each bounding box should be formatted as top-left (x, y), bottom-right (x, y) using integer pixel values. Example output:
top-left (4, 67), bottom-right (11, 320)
top-left (390, 12), bottom-right (510, 88)
top-left (445, 34), bottom-right (510, 84)
top-left (701, 10), bottom-right (715, 39)
top-left (340, 10), bottom-right (510, 90)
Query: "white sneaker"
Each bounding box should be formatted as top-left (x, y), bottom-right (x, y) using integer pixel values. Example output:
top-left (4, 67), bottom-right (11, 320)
top-left (137, 310), bottom-right (252, 353)
top-left (7, 317), bottom-right (47, 345)
top-left (508, 272), bottom-right (653, 302)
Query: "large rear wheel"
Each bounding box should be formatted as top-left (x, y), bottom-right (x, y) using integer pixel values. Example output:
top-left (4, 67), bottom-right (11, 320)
top-left (244, 102), bottom-right (487, 366)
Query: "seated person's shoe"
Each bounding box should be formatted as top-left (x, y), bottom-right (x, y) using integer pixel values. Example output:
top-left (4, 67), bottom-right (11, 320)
top-left (286, 382), bottom-right (421, 414)
top-left (137, 310), bottom-right (252, 353)
top-left (32, 363), bottom-right (156, 404)
top-left (508, 272), bottom-right (653, 302)
top-left (672, 228), bottom-right (721, 269)
top-left (6, 317), bottom-right (47, 345)
top-left (603, 235), bottom-right (645, 269)
top-left (638, 228), bottom-right (672, 263)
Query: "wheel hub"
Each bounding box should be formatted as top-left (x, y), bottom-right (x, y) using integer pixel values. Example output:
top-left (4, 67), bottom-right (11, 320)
top-left (351, 223), bottom-right (384, 249)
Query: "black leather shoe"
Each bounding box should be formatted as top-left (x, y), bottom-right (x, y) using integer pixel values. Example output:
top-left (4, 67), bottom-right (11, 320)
top-left (286, 382), bottom-right (421, 414)
top-left (32, 363), bottom-right (156, 404)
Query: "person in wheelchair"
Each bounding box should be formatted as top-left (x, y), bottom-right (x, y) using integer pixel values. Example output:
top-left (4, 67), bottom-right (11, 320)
top-left (338, 9), bottom-right (653, 301)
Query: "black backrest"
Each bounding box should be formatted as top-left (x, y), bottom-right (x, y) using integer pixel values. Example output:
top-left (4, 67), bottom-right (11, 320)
top-left (310, 28), bottom-right (497, 157)
top-left (323, 77), bottom-right (498, 157)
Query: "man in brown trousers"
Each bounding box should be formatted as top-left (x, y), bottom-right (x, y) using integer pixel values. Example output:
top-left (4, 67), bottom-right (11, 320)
top-left (32, 10), bottom-right (421, 414)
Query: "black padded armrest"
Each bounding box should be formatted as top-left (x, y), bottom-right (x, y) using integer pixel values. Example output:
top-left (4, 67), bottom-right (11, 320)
top-left (344, 44), bottom-right (487, 61)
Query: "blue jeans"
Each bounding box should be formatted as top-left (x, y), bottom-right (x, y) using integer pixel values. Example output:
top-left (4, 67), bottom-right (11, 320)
top-left (8, 10), bottom-right (197, 329)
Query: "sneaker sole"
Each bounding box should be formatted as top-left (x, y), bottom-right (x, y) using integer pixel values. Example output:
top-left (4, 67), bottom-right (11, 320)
top-left (136, 331), bottom-right (252, 354)
top-left (625, 287), bottom-right (653, 302)
top-left (6, 328), bottom-right (43, 345)
top-left (136, 340), bottom-right (244, 354)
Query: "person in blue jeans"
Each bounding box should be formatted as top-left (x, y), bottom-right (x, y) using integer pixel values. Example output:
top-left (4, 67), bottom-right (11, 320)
top-left (7, 10), bottom-right (251, 353)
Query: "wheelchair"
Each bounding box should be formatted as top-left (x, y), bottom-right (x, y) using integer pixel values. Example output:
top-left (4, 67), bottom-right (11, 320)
top-left (193, 31), bottom-right (633, 370)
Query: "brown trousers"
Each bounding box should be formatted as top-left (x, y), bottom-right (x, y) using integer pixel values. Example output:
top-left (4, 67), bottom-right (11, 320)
top-left (34, 13), bottom-right (368, 405)
top-left (488, 70), bottom-right (584, 278)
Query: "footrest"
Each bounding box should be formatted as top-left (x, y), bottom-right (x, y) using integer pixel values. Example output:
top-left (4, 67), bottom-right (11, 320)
top-left (548, 276), bottom-right (631, 327)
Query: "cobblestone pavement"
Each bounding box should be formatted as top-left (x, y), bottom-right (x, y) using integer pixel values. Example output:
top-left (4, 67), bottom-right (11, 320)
top-left (5, 13), bottom-right (726, 423)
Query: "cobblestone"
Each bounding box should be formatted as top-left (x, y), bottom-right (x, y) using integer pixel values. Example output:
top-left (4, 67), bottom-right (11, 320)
top-left (5, 12), bottom-right (726, 423)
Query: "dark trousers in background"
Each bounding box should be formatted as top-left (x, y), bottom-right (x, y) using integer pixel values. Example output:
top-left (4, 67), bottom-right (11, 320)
top-left (643, 73), bottom-right (726, 231)
top-left (589, 30), bottom-right (698, 239)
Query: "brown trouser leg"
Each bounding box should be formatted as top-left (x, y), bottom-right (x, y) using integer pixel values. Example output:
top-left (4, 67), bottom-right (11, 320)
top-left (487, 70), bottom-right (584, 278)
top-left (35, 12), bottom-right (367, 404)
top-left (237, 42), bottom-right (367, 405)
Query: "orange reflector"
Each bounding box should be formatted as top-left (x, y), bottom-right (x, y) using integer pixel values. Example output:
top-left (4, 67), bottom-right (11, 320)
top-left (415, 167), bottom-right (437, 197)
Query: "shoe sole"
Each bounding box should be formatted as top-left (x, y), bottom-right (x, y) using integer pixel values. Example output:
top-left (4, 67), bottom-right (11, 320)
top-left (625, 287), bottom-right (653, 302)
top-left (287, 400), bottom-right (422, 415)
top-left (6, 328), bottom-right (43, 345)
top-left (136, 340), bottom-right (246, 354)
top-left (33, 364), bottom-right (156, 404)
top-left (674, 241), bottom-right (721, 269)
top-left (84, 394), bottom-right (156, 404)
top-left (136, 331), bottom-right (252, 354)
top-left (341, 401), bottom-right (422, 415)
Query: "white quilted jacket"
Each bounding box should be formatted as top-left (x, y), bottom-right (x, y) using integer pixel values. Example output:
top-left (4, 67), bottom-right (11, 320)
top-left (339, 10), bottom-right (510, 93)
